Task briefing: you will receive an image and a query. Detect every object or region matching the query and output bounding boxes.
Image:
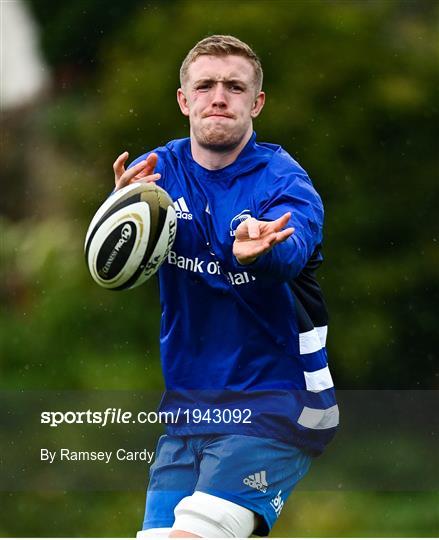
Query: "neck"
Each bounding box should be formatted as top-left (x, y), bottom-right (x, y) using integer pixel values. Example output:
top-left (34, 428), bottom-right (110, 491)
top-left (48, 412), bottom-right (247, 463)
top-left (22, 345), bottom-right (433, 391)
top-left (190, 127), bottom-right (253, 170)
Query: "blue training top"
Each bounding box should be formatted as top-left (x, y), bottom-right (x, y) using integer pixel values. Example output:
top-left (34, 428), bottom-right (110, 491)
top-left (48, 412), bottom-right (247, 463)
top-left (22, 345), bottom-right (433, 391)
top-left (130, 132), bottom-right (338, 456)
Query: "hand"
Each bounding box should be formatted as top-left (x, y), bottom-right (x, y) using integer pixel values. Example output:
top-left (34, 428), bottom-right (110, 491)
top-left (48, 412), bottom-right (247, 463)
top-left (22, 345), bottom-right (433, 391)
top-left (233, 212), bottom-right (294, 265)
top-left (113, 151), bottom-right (161, 191)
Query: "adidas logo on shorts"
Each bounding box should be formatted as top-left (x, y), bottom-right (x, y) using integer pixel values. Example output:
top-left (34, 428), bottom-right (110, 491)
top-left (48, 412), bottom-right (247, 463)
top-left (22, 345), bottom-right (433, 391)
top-left (243, 470), bottom-right (268, 493)
top-left (174, 197), bottom-right (193, 220)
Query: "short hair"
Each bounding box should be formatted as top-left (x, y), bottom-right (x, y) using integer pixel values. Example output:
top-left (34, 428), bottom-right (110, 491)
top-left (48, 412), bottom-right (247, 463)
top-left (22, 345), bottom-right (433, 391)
top-left (180, 35), bottom-right (263, 94)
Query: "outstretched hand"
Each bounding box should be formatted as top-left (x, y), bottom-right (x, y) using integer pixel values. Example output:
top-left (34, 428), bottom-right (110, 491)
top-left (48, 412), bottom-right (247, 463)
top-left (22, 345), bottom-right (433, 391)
top-left (113, 151), bottom-right (161, 191)
top-left (233, 212), bottom-right (294, 265)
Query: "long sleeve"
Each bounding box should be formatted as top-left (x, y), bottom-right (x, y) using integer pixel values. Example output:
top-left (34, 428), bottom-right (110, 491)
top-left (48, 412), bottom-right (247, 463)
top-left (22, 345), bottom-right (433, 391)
top-left (235, 172), bottom-right (324, 282)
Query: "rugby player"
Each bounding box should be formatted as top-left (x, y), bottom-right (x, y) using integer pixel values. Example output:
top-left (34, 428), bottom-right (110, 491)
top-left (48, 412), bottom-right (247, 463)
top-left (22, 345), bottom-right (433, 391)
top-left (113, 35), bottom-right (338, 538)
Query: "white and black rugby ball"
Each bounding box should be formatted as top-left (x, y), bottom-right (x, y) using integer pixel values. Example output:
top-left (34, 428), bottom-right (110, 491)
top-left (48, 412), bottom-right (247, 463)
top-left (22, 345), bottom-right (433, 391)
top-left (84, 182), bottom-right (177, 290)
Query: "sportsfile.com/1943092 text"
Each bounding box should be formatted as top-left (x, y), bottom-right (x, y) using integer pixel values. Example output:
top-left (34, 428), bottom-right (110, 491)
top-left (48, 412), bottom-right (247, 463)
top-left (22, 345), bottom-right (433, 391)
top-left (40, 408), bottom-right (252, 428)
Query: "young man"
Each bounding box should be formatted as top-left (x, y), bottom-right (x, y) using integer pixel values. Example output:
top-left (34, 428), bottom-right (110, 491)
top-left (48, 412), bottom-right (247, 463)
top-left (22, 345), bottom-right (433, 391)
top-left (114, 35), bottom-right (338, 538)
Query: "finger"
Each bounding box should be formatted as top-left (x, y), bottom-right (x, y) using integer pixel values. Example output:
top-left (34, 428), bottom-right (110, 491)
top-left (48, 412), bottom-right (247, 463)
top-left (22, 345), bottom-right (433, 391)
top-left (271, 211), bottom-right (292, 231)
top-left (129, 173), bottom-right (161, 185)
top-left (239, 233), bottom-right (277, 258)
top-left (258, 227), bottom-right (294, 252)
top-left (141, 153), bottom-right (159, 177)
top-left (134, 163), bottom-right (161, 180)
top-left (273, 227), bottom-right (295, 244)
top-left (257, 212), bottom-right (292, 235)
top-left (235, 217), bottom-right (253, 237)
top-left (117, 158), bottom-right (150, 186)
top-left (264, 232), bottom-right (279, 248)
top-left (247, 218), bottom-right (260, 239)
top-left (128, 153), bottom-right (160, 183)
top-left (233, 236), bottom-right (272, 264)
top-left (115, 152), bottom-right (160, 188)
top-left (252, 233), bottom-right (278, 256)
top-left (113, 151), bottom-right (129, 180)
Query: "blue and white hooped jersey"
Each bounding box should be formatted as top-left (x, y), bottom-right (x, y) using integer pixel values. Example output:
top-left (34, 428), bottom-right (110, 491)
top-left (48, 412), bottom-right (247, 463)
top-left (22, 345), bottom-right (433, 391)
top-left (130, 132), bottom-right (338, 456)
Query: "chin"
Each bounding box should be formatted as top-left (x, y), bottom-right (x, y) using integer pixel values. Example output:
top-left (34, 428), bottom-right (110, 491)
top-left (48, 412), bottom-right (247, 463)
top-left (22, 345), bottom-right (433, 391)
top-left (197, 127), bottom-right (244, 152)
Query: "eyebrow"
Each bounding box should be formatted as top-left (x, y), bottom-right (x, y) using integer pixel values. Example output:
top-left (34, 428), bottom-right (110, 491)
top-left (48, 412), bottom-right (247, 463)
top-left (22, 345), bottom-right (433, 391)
top-left (192, 77), bottom-right (248, 87)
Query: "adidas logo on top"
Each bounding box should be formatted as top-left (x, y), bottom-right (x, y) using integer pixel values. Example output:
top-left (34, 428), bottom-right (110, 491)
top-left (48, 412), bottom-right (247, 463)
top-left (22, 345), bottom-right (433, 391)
top-left (174, 197), bottom-right (192, 220)
top-left (243, 470), bottom-right (268, 493)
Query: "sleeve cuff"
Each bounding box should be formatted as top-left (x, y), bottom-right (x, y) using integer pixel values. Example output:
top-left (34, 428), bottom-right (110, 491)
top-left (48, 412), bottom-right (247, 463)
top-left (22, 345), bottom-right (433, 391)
top-left (233, 251), bottom-right (272, 272)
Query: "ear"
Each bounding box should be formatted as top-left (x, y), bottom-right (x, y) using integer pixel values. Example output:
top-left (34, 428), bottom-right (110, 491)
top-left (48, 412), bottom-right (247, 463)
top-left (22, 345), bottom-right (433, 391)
top-left (177, 88), bottom-right (190, 117)
top-left (250, 91), bottom-right (265, 118)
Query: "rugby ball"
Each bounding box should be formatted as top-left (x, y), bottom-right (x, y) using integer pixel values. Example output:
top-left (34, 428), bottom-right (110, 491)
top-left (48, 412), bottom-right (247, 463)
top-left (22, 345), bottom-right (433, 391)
top-left (84, 182), bottom-right (177, 290)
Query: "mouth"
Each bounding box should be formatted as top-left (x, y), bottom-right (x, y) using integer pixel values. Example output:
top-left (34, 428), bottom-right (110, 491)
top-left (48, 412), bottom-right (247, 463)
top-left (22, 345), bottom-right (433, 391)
top-left (204, 113), bottom-right (233, 119)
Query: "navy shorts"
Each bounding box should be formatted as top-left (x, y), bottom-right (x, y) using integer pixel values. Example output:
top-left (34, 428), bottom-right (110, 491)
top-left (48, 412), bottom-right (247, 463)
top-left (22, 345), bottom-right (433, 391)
top-left (142, 433), bottom-right (312, 535)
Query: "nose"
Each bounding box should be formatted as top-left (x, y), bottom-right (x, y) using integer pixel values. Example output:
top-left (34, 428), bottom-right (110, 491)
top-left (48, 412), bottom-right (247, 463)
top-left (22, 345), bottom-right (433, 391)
top-left (211, 83), bottom-right (227, 108)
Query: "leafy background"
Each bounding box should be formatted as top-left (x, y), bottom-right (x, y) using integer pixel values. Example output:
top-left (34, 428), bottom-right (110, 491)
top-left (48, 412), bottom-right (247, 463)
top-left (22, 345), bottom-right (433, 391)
top-left (1, 0), bottom-right (438, 536)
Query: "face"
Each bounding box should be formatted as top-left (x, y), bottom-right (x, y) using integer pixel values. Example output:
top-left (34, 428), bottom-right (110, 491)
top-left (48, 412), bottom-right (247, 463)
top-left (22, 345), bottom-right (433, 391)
top-left (177, 55), bottom-right (265, 152)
